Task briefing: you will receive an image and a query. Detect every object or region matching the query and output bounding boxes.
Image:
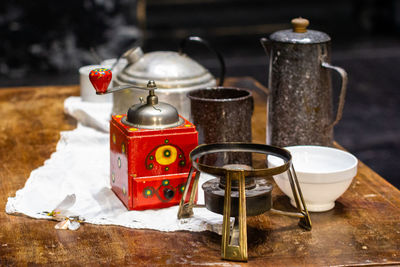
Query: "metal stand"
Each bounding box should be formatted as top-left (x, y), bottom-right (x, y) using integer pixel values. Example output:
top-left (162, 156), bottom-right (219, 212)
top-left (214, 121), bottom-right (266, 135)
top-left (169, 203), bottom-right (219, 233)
top-left (177, 143), bottom-right (312, 262)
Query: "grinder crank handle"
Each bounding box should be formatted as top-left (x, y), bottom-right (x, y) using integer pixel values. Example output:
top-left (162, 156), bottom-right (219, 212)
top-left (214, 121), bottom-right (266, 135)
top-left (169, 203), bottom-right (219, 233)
top-left (96, 80), bottom-right (157, 95)
top-left (321, 62), bottom-right (348, 129)
top-left (89, 67), bottom-right (157, 95)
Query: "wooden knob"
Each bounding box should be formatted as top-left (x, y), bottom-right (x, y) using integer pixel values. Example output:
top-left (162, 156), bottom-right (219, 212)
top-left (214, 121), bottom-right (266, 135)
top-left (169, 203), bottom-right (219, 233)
top-left (291, 17), bottom-right (309, 33)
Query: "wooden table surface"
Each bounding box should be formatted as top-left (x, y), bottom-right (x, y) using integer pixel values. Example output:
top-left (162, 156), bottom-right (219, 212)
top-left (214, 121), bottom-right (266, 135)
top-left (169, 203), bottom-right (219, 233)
top-left (1, 77), bottom-right (399, 266)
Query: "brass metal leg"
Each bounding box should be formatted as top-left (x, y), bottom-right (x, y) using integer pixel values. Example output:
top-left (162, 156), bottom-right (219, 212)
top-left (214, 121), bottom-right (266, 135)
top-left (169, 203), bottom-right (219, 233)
top-left (286, 166), bottom-right (312, 230)
top-left (221, 170), bottom-right (248, 261)
top-left (177, 167), bottom-right (200, 219)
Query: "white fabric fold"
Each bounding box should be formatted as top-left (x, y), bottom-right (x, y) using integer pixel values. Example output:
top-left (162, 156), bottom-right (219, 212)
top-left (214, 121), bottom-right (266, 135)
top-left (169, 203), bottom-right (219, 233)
top-left (63, 96), bottom-right (112, 132)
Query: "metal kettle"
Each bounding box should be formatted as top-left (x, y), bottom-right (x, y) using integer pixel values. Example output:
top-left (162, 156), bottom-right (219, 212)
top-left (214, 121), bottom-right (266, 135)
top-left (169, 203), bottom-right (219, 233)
top-left (261, 18), bottom-right (348, 147)
top-left (112, 36), bottom-right (225, 119)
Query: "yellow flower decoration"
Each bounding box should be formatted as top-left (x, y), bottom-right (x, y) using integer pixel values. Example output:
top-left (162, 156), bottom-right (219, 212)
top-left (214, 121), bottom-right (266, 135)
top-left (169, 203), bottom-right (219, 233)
top-left (155, 145), bottom-right (177, 166)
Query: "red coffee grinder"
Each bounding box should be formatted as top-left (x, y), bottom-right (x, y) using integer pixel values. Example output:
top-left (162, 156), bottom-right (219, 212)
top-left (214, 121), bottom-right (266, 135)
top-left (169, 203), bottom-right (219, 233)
top-left (89, 68), bottom-right (198, 210)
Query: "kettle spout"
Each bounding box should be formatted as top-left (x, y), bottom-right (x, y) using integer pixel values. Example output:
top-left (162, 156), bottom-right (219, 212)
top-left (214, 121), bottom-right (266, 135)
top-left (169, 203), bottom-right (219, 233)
top-left (260, 37), bottom-right (272, 56)
top-left (122, 47), bottom-right (144, 64)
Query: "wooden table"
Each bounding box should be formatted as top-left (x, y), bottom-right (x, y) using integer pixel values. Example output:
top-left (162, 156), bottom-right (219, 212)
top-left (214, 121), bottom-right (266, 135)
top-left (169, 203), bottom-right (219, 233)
top-left (1, 77), bottom-right (399, 266)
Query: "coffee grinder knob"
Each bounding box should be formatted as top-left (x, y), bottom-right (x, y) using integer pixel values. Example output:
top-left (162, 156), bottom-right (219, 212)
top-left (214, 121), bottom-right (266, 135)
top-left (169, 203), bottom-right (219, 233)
top-left (89, 68), bottom-right (112, 94)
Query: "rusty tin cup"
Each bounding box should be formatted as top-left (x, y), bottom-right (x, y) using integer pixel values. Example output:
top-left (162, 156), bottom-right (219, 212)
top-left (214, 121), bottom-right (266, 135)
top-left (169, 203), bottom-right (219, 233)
top-left (187, 87), bottom-right (253, 166)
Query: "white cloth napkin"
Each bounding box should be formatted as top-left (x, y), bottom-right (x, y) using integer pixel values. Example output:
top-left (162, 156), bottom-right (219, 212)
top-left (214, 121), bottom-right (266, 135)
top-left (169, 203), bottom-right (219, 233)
top-left (63, 96), bottom-right (112, 132)
top-left (6, 97), bottom-right (227, 233)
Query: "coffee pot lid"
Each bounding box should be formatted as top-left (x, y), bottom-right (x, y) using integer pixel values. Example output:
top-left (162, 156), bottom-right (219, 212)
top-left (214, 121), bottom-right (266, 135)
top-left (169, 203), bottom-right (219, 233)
top-left (269, 18), bottom-right (331, 44)
top-left (116, 47), bottom-right (215, 89)
top-left (123, 81), bottom-right (184, 129)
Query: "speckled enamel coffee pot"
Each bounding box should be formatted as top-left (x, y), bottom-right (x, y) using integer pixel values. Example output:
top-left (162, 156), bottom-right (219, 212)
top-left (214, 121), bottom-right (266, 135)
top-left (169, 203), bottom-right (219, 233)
top-left (261, 18), bottom-right (348, 147)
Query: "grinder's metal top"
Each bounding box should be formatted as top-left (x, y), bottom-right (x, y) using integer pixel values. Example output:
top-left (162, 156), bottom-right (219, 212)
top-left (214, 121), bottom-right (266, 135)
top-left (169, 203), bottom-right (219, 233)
top-left (270, 17), bottom-right (331, 44)
top-left (123, 81), bottom-right (184, 129)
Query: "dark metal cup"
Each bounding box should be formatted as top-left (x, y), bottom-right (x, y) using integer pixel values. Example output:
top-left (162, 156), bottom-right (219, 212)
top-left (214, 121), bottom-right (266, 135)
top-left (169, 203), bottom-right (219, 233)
top-left (187, 87), bottom-right (253, 166)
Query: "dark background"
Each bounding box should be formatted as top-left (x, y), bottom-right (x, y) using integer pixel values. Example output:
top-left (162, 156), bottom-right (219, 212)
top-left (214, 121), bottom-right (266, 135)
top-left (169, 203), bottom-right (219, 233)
top-left (1, 0), bottom-right (399, 188)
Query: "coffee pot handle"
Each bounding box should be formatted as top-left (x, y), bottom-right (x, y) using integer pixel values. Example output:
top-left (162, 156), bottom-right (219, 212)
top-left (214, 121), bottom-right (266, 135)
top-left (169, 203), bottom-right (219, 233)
top-left (322, 62), bottom-right (348, 129)
top-left (179, 36), bottom-right (226, 86)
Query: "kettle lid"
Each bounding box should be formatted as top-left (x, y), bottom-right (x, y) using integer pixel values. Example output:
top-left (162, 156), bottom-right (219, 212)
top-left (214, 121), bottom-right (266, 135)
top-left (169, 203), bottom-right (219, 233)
top-left (116, 47), bottom-right (215, 89)
top-left (270, 18), bottom-right (331, 44)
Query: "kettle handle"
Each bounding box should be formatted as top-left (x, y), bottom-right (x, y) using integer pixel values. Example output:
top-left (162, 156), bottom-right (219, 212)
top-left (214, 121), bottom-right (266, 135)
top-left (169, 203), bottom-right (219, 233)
top-left (322, 62), bottom-right (348, 129)
top-left (179, 36), bottom-right (226, 86)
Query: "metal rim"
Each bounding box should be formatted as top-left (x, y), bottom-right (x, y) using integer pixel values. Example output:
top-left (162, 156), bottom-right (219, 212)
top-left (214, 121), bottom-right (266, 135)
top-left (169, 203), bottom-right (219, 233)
top-left (187, 87), bottom-right (252, 103)
top-left (121, 116), bottom-right (184, 129)
top-left (189, 142), bottom-right (292, 177)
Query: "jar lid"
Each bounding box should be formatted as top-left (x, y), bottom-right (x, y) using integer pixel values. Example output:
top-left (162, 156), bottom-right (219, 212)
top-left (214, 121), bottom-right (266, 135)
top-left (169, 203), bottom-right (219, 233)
top-left (269, 18), bottom-right (331, 44)
top-left (116, 48), bottom-right (215, 90)
top-left (122, 81), bottom-right (183, 129)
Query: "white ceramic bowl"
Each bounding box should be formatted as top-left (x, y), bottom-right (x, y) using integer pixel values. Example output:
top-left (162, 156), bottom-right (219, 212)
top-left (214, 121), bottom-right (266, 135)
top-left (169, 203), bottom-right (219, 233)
top-left (268, 145), bottom-right (358, 212)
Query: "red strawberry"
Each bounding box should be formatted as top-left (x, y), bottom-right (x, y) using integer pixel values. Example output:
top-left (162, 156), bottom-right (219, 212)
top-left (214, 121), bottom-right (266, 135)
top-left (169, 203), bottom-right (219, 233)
top-left (89, 68), bottom-right (112, 94)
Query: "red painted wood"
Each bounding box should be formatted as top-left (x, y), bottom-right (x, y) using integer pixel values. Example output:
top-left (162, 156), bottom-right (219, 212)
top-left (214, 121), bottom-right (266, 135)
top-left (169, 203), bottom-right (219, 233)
top-left (109, 114), bottom-right (198, 210)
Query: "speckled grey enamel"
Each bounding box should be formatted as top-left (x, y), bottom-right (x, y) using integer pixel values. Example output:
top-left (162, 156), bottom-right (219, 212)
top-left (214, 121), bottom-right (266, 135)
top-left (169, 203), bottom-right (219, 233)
top-left (188, 87), bottom-right (253, 165)
top-left (266, 41), bottom-right (335, 147)
top-left (270, 29), bottom-right (331, 44)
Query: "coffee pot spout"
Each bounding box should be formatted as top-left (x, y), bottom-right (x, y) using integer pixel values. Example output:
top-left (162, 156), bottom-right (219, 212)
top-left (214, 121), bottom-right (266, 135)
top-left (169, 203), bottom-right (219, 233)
top-left (260, 37), bottom-right (272, 56)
